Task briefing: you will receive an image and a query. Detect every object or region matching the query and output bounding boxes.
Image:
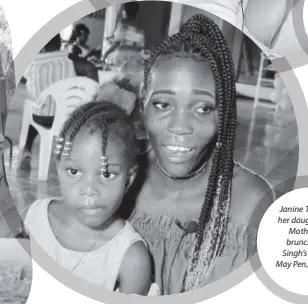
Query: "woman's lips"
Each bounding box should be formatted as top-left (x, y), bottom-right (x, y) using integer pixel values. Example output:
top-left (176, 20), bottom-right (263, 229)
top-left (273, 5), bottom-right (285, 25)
top-left (162, 145), bottom-right (195, 163)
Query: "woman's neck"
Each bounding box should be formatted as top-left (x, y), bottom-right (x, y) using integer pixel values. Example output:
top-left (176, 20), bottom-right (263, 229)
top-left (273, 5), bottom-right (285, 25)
top-left (149, 155), bottom-right (213, 194)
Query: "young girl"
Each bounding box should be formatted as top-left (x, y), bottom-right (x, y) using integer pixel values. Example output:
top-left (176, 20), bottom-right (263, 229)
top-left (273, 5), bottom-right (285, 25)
top-left (21, 82), bottom-right (157, 295)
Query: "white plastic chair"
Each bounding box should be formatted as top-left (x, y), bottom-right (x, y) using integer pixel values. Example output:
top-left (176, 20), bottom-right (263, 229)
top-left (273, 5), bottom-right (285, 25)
top-left (17, 77), bottom-right (99, 181)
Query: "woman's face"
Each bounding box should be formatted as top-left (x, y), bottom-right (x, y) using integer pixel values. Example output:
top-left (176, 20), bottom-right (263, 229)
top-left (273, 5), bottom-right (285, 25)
top-left (77, 31), bottom-right (89, 45)
top-left (143, 57), bottom-right (219, 177)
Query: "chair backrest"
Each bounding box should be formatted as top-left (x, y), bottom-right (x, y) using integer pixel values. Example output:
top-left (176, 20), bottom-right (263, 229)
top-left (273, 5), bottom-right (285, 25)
top-left (37, 77), bottom-right (99, 135)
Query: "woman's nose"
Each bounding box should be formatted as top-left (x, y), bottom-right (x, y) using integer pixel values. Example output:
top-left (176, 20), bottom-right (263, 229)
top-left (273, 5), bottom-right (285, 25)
top-left (167, 111), bottom-right (193, 135)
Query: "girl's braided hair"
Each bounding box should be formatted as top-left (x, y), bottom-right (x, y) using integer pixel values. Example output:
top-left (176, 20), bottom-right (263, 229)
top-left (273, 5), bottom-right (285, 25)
top-left (56, 82), bottom-right (139, 167)
top-left (143, 14), bottom-right (237, 290)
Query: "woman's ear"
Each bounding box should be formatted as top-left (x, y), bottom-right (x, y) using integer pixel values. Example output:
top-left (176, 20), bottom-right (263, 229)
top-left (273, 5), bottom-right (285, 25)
top-left (125, 165), bottom-right (138, 192)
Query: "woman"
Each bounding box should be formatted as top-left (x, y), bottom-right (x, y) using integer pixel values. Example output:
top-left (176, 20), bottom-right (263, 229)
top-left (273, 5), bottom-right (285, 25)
top-left (66, 23), bottom-right (99, 82)
top-left (125, 14), bottom-right (275, 295)
top-left (102, 2), bottom-right (145, 70)
top-left (66, 23), bottom-right (100, 59)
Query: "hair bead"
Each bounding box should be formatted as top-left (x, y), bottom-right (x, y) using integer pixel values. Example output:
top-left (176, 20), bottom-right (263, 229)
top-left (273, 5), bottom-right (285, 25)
top-left (100, 155), bottom-right (108, 175)
top-left (56, 136), bottom-right (64, 144)
top-left (54, 149), bottom-right (62, 156)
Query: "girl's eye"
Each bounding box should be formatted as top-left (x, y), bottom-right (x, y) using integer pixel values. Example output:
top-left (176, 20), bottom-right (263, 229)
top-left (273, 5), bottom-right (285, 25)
top-left (101, 172), bottom-right (117, 181)
top-left (195, 106), bottom-right (213, 115)
top-left (152, 100), bottom-right (170, 111)
top-left (66, 168), bottom-right (81, 177)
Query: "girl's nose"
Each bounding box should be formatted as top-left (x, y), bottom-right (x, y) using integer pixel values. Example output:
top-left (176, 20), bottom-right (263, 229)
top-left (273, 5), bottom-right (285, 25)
top-left (80, 178), bottom-right (99, 197)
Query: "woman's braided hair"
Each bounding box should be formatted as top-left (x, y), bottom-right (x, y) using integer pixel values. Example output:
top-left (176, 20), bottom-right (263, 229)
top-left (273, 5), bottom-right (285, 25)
top-left (143, 14), bottom-right (237, 290)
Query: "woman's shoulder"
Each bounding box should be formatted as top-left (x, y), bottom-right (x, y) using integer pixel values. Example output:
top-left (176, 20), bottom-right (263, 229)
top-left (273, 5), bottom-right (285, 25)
top-left (229, 161), bottom-right (275, 227)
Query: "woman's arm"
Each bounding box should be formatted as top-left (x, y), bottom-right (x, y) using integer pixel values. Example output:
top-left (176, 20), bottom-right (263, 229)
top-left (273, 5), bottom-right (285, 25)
top-left (86, 48), bottom-right (102, 60)
top-left (118, 241), bottom-right (152, 295)
top-left (102, 41), bottom-right (121, 62)
top-left (69, 44), bottom-right (82, 60)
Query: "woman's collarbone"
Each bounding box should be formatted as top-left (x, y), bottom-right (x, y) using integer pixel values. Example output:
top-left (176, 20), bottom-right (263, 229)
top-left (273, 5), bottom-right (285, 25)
top-left (136, 183), bottom-right (203, 219)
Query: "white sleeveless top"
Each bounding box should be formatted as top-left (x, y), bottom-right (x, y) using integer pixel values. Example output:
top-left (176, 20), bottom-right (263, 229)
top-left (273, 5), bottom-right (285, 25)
top-left (24, 198), bottom-right (146, 291)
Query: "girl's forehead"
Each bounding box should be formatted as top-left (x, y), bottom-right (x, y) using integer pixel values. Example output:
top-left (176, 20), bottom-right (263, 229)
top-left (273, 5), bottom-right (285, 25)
top-left (148, 57), bottom-right (215, 92)
top-left (70, 131), bottom-right (126, 160)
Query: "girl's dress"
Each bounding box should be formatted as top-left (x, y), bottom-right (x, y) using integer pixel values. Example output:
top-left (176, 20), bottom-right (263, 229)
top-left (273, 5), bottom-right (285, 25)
top-left (24, 198), bottom-right (159, 293)
top-left (129, 162), bottom-right (276, 295)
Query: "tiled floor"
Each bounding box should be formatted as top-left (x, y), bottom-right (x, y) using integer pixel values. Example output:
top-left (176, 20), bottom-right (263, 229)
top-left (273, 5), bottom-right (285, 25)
top-left (4, 83), bottom-right (299, 211)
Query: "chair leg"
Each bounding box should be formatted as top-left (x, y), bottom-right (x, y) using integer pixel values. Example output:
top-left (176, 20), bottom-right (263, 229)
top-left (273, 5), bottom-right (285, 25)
top-left (4, 136), bottom-right (13, 168)
top-left (16, 125), bottom-right (29, 167)
top-left (17, 103), bottom-right (32, 167)
top-left (38, 134), bottom-right (53, 181)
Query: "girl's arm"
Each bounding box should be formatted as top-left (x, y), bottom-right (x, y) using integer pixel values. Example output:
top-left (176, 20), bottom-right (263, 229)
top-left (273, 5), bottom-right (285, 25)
top-left (118, 241), bottom-right (152, 295)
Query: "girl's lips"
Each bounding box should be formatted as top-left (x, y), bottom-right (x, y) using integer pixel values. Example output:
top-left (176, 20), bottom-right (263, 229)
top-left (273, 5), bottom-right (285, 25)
top-left (162, 145), bottom-right (196, 163)
top-left (79, 208), bottom-right (102, 216)
top-left (79, 198), bottom-right (105, 215)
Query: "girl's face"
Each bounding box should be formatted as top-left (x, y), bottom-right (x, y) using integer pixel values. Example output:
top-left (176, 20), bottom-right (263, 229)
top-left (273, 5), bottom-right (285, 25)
top-left (144, 57), bottom-right (219, 177)
top-left (57, 130), bottom-right (136, 229)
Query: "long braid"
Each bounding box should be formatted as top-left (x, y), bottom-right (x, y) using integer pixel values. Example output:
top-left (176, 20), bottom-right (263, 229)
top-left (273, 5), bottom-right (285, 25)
top-left (143, 14), bottom-right (237, 290)
top-left (80, 109), bottom-right (109, 161)
top-left (58, 102), bottom-right (97, 141)
top-left (66, 102), bottom-right (108, 143)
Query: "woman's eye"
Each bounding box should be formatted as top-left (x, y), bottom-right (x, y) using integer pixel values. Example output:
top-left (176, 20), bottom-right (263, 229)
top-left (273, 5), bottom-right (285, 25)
top-left (152, 100), bottom-right (170, 111)
top-left (101, 172), bottom-right (117, 181)
top-left (195, 106), bottom-right (213, 115)
top-left (66, 168), bottom-right (81, 177)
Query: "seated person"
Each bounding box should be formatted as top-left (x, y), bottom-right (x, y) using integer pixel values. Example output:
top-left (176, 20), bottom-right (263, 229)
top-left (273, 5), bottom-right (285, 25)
top-left (65, 23), bottom-right (100, 82)
top-left (65, 23), bottom-right (101, 60)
